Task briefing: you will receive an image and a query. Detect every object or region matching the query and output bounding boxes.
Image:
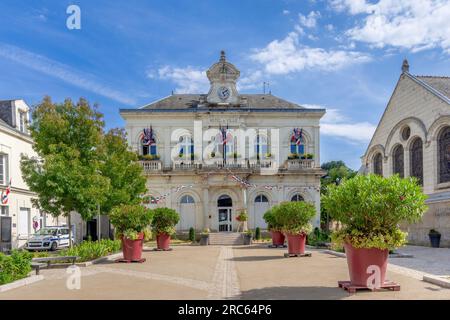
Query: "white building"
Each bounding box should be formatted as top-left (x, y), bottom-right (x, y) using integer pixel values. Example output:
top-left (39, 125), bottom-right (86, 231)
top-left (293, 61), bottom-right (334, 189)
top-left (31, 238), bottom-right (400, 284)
top-left (0, 99), bottom-right (60, 250)
top-left (120, 52), bottom-right (325, 234)
top-left (361, 60), bottom-right (450, 247)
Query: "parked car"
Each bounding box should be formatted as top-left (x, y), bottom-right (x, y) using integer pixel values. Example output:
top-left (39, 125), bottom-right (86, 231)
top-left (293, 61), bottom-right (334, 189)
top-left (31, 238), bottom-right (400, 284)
top-left (25, 226), bottom-right (73, 251)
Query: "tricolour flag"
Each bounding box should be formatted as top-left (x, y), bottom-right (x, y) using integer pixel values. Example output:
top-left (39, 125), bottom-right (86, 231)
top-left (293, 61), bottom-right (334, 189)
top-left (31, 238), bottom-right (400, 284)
top-left (1, 179), bottom-right (11, 205)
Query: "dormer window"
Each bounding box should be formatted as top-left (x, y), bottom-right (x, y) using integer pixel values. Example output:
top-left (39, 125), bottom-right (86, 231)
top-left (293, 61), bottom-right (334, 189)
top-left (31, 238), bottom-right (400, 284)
top-left (19, 111), bottom-right (27, 133)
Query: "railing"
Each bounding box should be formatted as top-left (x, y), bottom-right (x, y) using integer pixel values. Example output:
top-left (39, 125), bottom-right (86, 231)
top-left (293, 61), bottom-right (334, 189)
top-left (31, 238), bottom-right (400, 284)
top-left (286, 159), bottom-right (315, 170)
top-left (173, 161), bottom-right (201, 170)
top-left (248, 159), bottom-right (273, 169)
top-left (140, 160), bottom-right (162, 173)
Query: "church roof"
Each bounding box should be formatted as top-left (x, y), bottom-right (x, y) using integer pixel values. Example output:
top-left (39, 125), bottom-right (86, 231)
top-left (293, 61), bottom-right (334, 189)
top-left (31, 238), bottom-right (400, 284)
top-left (136, 93), bottom-right (306, 110)
top-left (414, 76), bottom-right (450, 102)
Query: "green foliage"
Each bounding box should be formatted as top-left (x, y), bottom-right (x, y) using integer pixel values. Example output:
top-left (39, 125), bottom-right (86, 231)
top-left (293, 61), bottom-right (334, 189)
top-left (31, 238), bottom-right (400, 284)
top-left (263, 208), bottom-right (282, 232)
top-left (272, 201), bottom-right (316, 235)
top-left (0, 250), bottom-right (33, 285)
top-left (255, 227), bottom-right (261, 240)
top-left (323, 174), bottom-right (428, 249)
top-left (21, 97), bottom-right (109, 221)
top-left (307, 227), bottom-right (331, 246)
top-left (151, 207), bottom-right (180, 235)
top-left (100, 129), bottom-right (147, 216)
top-left (59, 239), bottom-right (121, 262)
top-left (189, 227), bottom-right (196, 242)
top-left (201, 228), bottom-right (210, 235)
top-left (236, 210), bottom-right (248, 222)
top-left (110, 204), bottom-right (153, 239)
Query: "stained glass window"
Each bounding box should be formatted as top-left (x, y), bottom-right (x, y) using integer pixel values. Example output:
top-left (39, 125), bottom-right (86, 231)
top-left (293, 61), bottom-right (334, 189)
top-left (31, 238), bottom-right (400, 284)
top-left (291, 194), bottom-right (304, 202)
top-left (373, 153), bottom-right (383, 176)
top-left (439, 127), bottom-right (450, 183)
top-left (393, 145), bottom-right (404, 178)
top-left (410, 138), bottom-right (423, 185)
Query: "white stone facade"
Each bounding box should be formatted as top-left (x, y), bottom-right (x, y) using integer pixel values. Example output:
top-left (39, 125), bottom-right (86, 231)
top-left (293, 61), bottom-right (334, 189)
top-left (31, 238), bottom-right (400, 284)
top-left (121, 53), bottom-right (325, 233)
top-left (361, 60), bottom-right (450, 246)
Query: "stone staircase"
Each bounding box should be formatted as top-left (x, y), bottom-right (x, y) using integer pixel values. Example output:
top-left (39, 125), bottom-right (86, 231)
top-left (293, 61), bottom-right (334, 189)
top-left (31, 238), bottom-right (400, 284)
top-left (208, 232), bottom-right (244, 245)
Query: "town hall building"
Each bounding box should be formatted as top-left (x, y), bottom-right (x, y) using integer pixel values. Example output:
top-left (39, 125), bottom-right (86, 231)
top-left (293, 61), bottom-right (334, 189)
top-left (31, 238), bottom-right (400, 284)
top-left (120, 52), bottom-right (325, 234)
top-left (361, 60), bottom-right (450, 247)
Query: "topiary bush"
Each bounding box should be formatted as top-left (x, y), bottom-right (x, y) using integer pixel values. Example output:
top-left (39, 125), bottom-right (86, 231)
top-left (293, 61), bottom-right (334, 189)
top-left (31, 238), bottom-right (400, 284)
top-left (189, 227), bottom-right (196, 242)
top-left (255, 227), bottom-right (261, 240)
top-left (263, 207), bottom-right (282, 232)
top-left (151, 207), bottom-right (180, 236)
top-left (273, 201), bottom-right (315, 235)
top-left (0, 250), bottom-right (33, 285)
top-left (322, 174), bottom-right (427, 250)
top-left (110, 204), bottom-right (153, 240)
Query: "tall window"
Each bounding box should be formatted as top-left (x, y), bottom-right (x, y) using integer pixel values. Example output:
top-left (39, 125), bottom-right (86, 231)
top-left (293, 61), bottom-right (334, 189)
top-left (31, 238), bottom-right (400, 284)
top-left (179, 136), bottom-right (194, 160)
top-left (410, 138), bottom-right (423, 185)
top-left (0, 154), bottom-right (7, 185)
top-left (373, 153), bottom-right (383, 176)
top-left (255, 135), bottom-right (268, 158)
top-left (19, 111), bottom-right (26, 133)
top-left (438, 126), bottom-right (450, 183)
top-left (392, 145), bottom-right (404, 178)
top-left (291, 194), bottom-right (304, 202)
top-left (142, 139), bottom-right (157, 156)
top-left (290, 142), bottom-right (304, 155)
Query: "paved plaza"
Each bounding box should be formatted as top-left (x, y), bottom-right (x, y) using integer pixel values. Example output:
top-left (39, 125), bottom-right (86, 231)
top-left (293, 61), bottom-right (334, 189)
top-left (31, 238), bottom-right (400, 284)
top-left (0, 244), bottom-right (449, 300)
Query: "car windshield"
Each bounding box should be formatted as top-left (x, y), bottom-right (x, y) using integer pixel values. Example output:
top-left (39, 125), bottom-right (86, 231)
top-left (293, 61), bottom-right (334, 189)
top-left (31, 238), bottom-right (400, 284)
top-left (35, 229), bottom-right (58, 236)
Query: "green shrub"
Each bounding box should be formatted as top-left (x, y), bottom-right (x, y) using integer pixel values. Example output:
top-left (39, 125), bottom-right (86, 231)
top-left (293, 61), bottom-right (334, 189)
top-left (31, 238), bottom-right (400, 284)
top-left (59, 239), bottom-right (121, 262)
top-left (255, 227), bottom-right (261, 240)
top-left (307, 227), bottom-right (331, 246)
top-left (236, 210), bottom-right (248, 222)
top-left (189, 227), bottom-right (195, 242)
top-left (263, 207), bottom-right (282, 232)
top-left (151, 207), bottom-right (180, 236)
top-left (110, 204), bottom-right (153, 240)
top-left (323, 174), bottom-right (427, 250)
top-left (0, 250), bottom-right (33, 285)
top-left (273, 201), bottom-right (315, 235)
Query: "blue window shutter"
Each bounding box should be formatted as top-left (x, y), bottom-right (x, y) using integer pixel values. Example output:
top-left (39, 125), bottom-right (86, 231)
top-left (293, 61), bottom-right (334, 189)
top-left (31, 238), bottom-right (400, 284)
top-left (190, 144), bottom-right (194, 154)
top-left (290, 144), bottom-right (296, 153)
top-left (299, 144), bottom-right (304, 154)
top-left (150, 145), bottom-right (157, 155)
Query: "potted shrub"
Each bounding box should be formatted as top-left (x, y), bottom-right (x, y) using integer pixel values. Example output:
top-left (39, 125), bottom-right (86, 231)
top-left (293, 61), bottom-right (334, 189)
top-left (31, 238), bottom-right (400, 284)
top-left (429, 229), bottom-right (441, 248)
top-left (200, 228), bottom-right (210, 246)
top-left (210, 151), bottom-right (216, 158)
top-left (306, 153), bottom-right (314, 160)
top-left (151, 207), bottom-right (180, 250)
top-left (110, 204), bottom-right (153, 262)
top-left (287, 153), bottom-right (298, 160)
top-left (265, 153), bottom-right (272, 159)
top-left (323, 174), bottom-right (427, 287)
top-left (263, 207), bottom-right (285, 246)
top-left (274, 201), bottom-right (315, 255)
top-left (236, 210), bottom-right (249, 232)
top-left (243, 230), bottom-right (253, 245)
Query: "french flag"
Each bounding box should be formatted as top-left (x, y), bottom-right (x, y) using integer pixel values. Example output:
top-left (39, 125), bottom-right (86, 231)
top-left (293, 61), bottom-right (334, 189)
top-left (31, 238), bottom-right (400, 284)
top-left (1, 179), bottom-right (11, 205)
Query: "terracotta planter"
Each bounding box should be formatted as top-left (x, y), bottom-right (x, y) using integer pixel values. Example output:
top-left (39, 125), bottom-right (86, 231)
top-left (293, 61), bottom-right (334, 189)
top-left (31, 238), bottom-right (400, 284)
top-left (271, 231), bottom-right (285, 246)
top-left (286, 233), bottom-right (306, 254)
top-left (121, 232), bottom-right (144, 261)
top-left (344, 243), bottom-right (389, 287)
top-left (156, 233), bottom-right (171, 250)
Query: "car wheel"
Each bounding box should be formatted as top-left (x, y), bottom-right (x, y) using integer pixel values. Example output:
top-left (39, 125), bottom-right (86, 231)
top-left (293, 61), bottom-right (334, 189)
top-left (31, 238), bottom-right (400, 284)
top-left (50, 242), bottom-right (58, 251)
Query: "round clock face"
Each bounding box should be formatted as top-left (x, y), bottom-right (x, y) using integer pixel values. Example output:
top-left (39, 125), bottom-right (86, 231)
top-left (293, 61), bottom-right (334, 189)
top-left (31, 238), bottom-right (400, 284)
top-left (217, 86), bottom-right (230, 100)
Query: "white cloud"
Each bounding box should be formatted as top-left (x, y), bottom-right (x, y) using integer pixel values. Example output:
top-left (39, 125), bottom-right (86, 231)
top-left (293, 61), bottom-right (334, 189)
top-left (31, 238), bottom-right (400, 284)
top-left (250, 31), bottom-right (371, 75)
top-left (305, 105), bottom-right (376, 143)
top-left (237, 70), bottom-right (264, 91)
top-left (0, 43), bottom-right (134, 105)
top-left (325, 24), bottom-right (334, 32)
top-left (298, 11), bottom-right (321, 28)
top-left (332, 0), bottom-right (450, 53)
top-left (283, 9), bottom-right (290, 15)
top-left (154, 65), bottom-right (209, 93)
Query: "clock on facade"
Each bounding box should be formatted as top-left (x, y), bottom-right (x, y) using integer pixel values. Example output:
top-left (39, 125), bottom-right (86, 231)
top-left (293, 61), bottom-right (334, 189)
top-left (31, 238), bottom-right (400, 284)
top-left (217, 86), bottom-right (230, 101)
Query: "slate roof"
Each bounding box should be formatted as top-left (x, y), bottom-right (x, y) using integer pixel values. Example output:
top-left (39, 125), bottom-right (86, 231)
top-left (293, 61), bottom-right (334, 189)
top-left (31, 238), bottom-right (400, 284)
top-left (137, 94), bottom-right (306, 110)
top-left (414, 76), bottom-right (450, 101)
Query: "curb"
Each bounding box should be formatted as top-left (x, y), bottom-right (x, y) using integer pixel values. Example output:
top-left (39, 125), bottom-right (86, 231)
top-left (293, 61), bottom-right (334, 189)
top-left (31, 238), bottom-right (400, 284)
top-left (75, 252), bottom-right (123, 267)
top-left (423, 274), bottom-right (450, 288)
top-left (323, 250), bottom-right (346, 258)
top-left (0, 275), bottom-right (44, 293)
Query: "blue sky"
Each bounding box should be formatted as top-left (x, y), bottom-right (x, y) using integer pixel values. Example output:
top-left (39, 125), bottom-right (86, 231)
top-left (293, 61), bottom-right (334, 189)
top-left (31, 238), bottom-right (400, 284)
top-left (1, 0), bottom-right (450, 169)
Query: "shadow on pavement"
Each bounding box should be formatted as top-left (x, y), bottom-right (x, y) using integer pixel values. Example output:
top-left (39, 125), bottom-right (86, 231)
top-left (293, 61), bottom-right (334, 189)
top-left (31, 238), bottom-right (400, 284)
top-left (235, 286), bottom-right (348, 300)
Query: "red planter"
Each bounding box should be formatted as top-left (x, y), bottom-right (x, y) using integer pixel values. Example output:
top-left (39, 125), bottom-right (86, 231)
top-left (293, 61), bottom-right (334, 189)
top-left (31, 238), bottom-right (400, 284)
top-left (121, 232), bottom-right (144, 261)
top-left (344, 243), bottom-right (389, 287)
top-left (286, 233), bottom-right (306, 254)
top-left (156, 233), bottom-right (171, 250)
top-left (271, 231), bottom-right (285, 246)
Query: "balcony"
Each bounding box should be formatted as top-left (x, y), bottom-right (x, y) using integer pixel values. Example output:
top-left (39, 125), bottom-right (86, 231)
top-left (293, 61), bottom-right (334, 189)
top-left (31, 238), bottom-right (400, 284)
top-left (139, 160), bottom-right (162, 173)
top-left (286, 159), bottom-right (315, 170)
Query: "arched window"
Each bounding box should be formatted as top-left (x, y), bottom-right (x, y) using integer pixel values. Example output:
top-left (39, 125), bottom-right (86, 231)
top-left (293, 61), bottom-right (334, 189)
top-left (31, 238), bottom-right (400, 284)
top-left (217, 194), bottom-right (232, 207)
top-left (392, 145), bottom-right (404, 178)
top-left (373, 153), bottom-right (383, 176)
top-left (438, 126), bottom-right (450, 183)
top-left (255, 135), bottom-right (269, 158)
top-left (178, 135), bottom-right (194, 160)
top-left (410, 138), bottom-right (423, 185)
top-left (181, 195), bottom-right (195, 204)
top-left (291, 194), bottom-right (304, 202)
top-left (255, 194), bottom-right (269, 203)
top-left (141, 127), bottom-right (157, 156)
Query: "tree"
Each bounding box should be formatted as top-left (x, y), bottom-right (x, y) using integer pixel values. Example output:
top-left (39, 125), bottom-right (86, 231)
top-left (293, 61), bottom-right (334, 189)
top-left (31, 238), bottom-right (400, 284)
top-left (100, 128), bottom-right (147, 216)
top-left (21, 97), bottom-right (110, 246)
top-left (320, 161), bottom-right (356, 230)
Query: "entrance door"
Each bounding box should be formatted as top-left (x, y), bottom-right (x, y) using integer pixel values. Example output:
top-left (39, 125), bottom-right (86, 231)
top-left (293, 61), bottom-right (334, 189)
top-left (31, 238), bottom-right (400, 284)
top-left (254, 194), bottom-right (269, 229)
top-left (178, 195), bottom-right (196, 231)
top-left (0, 216), bottom-right (12, 253)
top-left (218, 208), bottom-right (232, 232)
top-left (217, 195), bottom-right (233, 232)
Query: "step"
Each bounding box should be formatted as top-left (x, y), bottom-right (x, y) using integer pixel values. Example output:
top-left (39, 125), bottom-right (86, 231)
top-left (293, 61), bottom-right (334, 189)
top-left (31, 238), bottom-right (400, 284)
top-left (208, 232), bottom-right (244, 245)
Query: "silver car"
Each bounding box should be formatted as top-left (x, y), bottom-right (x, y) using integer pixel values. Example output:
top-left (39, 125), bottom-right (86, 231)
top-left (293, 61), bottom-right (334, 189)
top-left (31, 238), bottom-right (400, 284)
top-left (25, 226), bottom-right (73, 251)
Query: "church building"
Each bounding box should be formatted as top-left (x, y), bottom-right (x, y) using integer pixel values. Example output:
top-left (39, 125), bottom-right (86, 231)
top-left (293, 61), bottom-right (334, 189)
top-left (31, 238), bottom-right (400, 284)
top-left (361, 60), bottom-right (450, 247)
top-left (120, 52), bottom-right (325, 234)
